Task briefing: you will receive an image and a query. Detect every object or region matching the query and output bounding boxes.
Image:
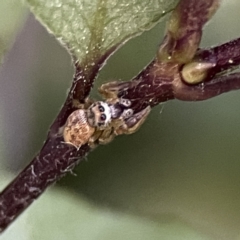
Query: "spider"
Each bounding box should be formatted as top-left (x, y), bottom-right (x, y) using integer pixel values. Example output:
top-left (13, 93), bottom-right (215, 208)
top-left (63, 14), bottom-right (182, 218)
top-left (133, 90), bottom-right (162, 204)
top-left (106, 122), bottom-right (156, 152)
top-left (61, 82), bottom-right (151, 149)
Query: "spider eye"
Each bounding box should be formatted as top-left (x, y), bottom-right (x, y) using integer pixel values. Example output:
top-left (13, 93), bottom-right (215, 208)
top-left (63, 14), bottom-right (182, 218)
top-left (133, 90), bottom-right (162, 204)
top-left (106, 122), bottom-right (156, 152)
top-left (100, 114), bottom-right (106, 121)
top-left (98, 105), bottom-right (105, 112)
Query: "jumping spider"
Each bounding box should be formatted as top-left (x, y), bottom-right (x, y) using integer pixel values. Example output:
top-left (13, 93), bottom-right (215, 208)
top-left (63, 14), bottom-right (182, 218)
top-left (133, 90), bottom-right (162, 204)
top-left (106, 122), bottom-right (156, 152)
top-left (62, 81), bottom-right (151, 149)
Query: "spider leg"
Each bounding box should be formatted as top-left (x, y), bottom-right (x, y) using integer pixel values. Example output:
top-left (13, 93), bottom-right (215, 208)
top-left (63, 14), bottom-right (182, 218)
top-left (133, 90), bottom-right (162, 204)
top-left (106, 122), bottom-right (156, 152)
top-left (98, 127), bottom-right (115, 145)
top-left (120, 109), bottom-right (133, 119)
top-left (88, 127), bottom-right (115, 147)
top-left (118, 98), bottom-right (132, 107)
top-left (72, 97), bottom-right (94, 109)
top-left (88, 130), bottom-right (103, 148)
top-left (106, 97), bottom-right (132, 108)
top-left (99, 80), bottom-right (140, 99)
top-left (115, 106), bottom-right (151, 135)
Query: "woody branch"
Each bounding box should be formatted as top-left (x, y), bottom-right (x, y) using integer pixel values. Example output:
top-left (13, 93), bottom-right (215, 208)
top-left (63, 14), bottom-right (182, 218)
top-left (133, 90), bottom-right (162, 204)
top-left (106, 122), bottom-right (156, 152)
top-left (0, 0), bottom-right (240, 233)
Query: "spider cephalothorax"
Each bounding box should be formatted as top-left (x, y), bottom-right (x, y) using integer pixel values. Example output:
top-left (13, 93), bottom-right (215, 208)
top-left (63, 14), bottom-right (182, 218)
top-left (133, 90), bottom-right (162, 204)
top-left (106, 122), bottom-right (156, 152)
top-left (62, 83), bottom-right (151, 149)
top-left (86, 101), bottom-right (112, 129)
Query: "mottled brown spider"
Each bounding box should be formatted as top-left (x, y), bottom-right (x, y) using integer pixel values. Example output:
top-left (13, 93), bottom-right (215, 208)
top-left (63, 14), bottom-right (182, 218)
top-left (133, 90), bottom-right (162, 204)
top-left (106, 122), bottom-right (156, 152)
top-left (62, 82), bottom-right (151, 149)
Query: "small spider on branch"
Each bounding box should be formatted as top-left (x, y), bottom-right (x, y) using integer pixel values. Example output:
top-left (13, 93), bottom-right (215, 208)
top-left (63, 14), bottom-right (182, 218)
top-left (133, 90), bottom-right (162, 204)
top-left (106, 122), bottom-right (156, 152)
top-left (61, 86), bottom-right (150, 149)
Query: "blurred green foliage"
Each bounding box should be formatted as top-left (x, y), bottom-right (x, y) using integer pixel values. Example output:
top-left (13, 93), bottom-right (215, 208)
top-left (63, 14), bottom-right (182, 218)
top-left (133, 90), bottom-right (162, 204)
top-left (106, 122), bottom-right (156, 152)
top-left (0, 0), bottom-right (27, 63)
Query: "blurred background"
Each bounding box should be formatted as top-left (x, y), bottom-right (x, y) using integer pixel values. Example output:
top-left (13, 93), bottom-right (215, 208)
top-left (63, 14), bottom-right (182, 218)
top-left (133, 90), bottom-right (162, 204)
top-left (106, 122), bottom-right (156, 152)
top-left (1, 0), bottom-right (240, 239)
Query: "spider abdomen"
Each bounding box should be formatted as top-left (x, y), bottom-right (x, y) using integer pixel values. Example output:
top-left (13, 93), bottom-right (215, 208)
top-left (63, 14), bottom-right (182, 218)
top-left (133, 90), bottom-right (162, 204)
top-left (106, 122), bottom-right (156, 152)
top-left (63, 109), bottom-right (95, 148)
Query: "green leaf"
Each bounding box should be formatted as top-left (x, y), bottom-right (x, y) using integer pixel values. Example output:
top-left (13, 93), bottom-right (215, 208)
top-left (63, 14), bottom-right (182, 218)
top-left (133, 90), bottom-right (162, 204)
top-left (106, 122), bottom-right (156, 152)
top-left (0, 0), bottom-right (27, 64)
top-left (26, 0), bottom-right (179, 67)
